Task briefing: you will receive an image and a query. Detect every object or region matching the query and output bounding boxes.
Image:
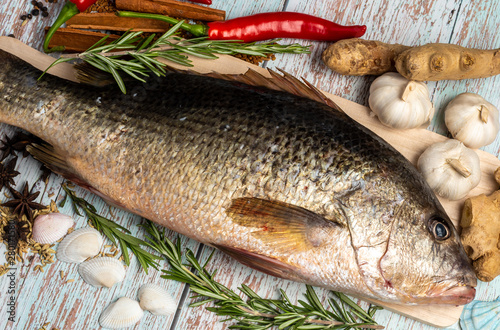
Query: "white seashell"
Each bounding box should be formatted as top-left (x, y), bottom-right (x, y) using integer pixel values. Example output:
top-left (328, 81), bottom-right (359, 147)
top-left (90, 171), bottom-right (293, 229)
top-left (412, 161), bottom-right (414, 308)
top-left (32, 213), bottom-right (74, 244)
top-left (138, 283), bottom-right (176, 316)
top-left (460, 297), bottom-right (500, 330)
top-left (78, 257), bottom-right (126, 288)
top-left (99, 297), bottom-right (143, 329)
top-left (56, 227), bottom-right (103, 263)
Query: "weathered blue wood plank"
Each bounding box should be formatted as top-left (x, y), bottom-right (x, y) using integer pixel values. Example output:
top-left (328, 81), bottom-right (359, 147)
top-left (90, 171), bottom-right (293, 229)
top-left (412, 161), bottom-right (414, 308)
top-left (1, 0), bottom-right (499, 329)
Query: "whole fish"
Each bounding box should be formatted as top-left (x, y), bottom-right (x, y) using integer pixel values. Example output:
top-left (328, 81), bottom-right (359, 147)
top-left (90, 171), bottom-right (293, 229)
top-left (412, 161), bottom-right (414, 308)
top-left (0, 48), bottom-right (476, 305)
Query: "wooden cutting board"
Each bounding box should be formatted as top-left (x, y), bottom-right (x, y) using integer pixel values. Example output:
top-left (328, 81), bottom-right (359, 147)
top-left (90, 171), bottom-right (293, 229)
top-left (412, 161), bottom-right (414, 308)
top-left (1, 36), bottom-right (499, 328)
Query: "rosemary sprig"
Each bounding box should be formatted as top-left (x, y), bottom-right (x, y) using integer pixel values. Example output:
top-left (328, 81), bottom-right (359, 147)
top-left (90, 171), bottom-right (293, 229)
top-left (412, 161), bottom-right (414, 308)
top-left (41, 21), bottom-right (310, 94)
top-left (60, 183), bottom-right (160, 273)
top-left (142, 222), bottom-right (384, 329)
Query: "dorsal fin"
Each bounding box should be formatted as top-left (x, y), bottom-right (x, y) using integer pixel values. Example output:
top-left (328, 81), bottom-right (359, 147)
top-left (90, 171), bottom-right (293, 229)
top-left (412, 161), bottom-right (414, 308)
top-left (200, 68), bottom-right (343, 112)
top-left (0, 37), bottom-right (342, 111)
top-left (74, 62), bottom-right (343, 112)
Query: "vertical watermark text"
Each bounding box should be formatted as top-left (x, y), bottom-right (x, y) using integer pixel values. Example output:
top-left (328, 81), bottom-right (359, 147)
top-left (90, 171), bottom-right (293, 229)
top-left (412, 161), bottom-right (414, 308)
top-left (5, 218), bottom-right (18, 322)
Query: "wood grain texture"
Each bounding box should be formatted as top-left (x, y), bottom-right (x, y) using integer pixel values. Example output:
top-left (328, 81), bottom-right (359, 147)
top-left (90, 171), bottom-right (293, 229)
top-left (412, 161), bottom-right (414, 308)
top-left (0, 0), bottom-right (499, 330)
top-left (46, 28), bottom-right (121, 53)
top-left (115, 0), bottom-right (226, 21)
top-left (4, 37), bottom-right (497, 326)
top-left (66, 13), bottom-right (181, 32)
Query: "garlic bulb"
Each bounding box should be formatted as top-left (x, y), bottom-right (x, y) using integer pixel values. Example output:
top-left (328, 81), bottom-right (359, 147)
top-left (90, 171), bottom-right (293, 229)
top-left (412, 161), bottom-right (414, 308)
top-left (417, 139), bottom-right (481, 200)
top-left (444, 93), bottom-right (499, 149)
top-left (368, 72), bottom-right (434, 129)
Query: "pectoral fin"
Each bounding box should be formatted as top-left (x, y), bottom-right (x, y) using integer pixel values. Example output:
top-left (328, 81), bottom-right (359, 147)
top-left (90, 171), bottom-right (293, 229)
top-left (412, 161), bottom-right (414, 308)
top-left (226, 197), bottom-right (341, 251)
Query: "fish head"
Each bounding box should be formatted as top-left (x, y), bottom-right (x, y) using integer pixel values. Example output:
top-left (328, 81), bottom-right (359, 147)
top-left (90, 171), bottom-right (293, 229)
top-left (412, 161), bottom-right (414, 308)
top-left (342, 161), bottom-right (477, 305)
top-left (377, 203), bottom-right (477, 305)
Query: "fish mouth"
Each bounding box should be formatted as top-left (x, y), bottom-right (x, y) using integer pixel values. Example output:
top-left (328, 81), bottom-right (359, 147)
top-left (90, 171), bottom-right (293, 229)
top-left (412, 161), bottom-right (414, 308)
top-left (425, 284), bottom-right (476, 305)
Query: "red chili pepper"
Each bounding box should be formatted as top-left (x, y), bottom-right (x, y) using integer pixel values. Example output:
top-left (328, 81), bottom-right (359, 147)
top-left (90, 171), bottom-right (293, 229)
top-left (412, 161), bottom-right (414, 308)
top-left (117, 11), bottom-right (366, 43)
top-left (206, 12), bottom-right (366, 43)
top-left (43, 0), bottom-right (97, 52)
top-left (188, 0), bottom-right (212, 5)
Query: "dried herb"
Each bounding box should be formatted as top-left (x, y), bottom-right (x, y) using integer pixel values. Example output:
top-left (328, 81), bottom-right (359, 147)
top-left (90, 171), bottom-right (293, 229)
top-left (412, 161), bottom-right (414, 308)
top-left (2, 183), bottom-right (45, 223)
top-left (0, 158), bottom-right (20, 190)
top-left (0, 201), bottom-right (60, 276)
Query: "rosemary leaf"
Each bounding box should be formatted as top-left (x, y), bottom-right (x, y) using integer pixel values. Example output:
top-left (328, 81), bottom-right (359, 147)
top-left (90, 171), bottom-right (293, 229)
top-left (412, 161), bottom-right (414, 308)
top-left (38, 57), bottom-right (75, 80)
top-left (156, 52), bottom-right (193, 67)
top-left (120, 67), bottom-right (148, 83)
top-left (84, 57), bottom-right (110, 73)
top-left (131, 53), bottom-right (165, 74)
top-left (108, 65), bottom-right (127, 94)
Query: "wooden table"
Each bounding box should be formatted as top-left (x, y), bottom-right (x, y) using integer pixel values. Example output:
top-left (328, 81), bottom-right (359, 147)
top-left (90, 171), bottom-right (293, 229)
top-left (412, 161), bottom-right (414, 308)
top-left (0, 0), bottom-right (499, 329)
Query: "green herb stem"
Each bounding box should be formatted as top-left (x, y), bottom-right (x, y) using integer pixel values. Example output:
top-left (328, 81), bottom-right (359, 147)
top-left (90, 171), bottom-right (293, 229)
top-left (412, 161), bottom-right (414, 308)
top-left (142, 222), bottom-right (384, 329)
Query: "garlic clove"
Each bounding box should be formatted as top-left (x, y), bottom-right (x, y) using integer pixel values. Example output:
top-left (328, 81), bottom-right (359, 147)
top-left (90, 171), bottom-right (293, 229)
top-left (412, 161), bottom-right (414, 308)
top-left (417, 139), bottom-right (481, 200)
top-left (444, 93), bottom-right (500, 149)
top-left (368, 72), bottom-right (434, 129)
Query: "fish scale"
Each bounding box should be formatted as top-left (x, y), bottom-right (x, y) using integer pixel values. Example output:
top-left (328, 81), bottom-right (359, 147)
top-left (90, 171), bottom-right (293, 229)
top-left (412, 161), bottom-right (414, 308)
top-left (0, 50), bottom-right (476, 304)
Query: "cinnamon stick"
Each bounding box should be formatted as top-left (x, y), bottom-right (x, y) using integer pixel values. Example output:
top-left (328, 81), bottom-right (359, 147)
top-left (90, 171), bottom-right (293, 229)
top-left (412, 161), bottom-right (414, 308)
top-left (45, 27), bottom-right (120, 53)
top-left (66, 13), bottom-right (175, 32)
top-left (115, 0), bottom-right (225, 21)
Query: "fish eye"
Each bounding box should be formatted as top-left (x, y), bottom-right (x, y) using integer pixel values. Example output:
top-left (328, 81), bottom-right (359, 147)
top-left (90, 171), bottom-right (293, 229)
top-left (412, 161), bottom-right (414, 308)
top-left (428, 216), bottom-right (451, 240)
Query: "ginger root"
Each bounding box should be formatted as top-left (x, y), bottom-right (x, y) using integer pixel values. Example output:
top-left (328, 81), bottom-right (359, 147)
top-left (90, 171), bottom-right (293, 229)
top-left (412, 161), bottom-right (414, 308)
top-left (396, 43), bottom-right (500, 81)
top-left (321, 39), bottom-right (410, 76)
top-left (460, 169), bottom-right (500, 282)
top-left (322, 39), bottom-right (500, 81)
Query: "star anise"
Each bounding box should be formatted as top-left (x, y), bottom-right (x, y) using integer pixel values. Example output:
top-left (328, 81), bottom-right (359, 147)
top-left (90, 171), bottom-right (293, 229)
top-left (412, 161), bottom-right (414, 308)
top-left (2, 184), bottom-right (45, 223)
top-left (0, 135), bottom-right (18, 161)
top-left (0, 132), bottom-right (37, 160)
top-left (0, 158), bottom-right (20, 190)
